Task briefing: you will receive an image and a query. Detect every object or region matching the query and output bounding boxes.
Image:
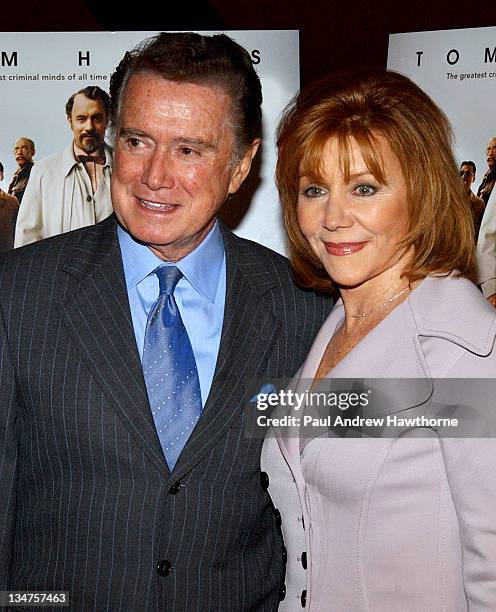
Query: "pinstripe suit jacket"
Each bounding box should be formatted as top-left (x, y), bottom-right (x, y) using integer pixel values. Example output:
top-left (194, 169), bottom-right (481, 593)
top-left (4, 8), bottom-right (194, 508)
top-left (0, 216), bottom-right (330, 612)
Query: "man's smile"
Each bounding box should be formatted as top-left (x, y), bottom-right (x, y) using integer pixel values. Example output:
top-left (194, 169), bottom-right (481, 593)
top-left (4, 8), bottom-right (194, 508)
top-left (137, 197), bottom-right (179, 212)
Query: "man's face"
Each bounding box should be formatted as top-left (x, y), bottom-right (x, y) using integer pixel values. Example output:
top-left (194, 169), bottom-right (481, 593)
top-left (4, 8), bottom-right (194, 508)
top-left (111, 73), bottom-right (258, 261)
top-left (68, 93), bottom-right (107, 154)
top-left (486, 138), bottom-right (496, 169)
top-left (460, 164), bottom-right (475, 193)
top-left (13, 138), bottom-right (34, 168)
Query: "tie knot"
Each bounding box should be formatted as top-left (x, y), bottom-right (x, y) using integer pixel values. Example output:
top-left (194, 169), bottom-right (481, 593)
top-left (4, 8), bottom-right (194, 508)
top-left (155, 266), bottom-right (183, 296)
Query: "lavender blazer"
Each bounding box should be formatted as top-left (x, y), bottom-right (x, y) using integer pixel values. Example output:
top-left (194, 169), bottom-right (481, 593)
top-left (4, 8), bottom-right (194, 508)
top-left (262, 275), bottom-right (496, 611)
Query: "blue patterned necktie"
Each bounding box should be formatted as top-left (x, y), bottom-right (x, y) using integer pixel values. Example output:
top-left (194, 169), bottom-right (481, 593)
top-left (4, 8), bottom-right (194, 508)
top-left (143, 266), bottom-right (202, 470)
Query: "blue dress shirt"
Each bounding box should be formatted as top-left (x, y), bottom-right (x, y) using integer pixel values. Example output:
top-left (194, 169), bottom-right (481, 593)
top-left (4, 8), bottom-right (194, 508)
top-left (117, 221), bottom-right (226, 407)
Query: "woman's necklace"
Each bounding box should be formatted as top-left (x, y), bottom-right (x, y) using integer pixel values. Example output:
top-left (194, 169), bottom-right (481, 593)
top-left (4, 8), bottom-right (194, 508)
top-left (344, 286), bottom-right (410, 319)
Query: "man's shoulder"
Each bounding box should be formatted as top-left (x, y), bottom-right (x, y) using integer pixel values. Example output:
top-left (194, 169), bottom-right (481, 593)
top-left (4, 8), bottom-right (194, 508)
top-left (221, 226), bottom-right (331, 306)
top-left (469, 191), bottom-right (485, 209)
top-left (30, 144), bottom-right (73, 178)
top-left (0, 216), bottom-right (116, 286)
top-left (223, 228), bottom-right (289, 268)
top-left (33, 149), bottom-right (65, 170)
top-left (0, 192), bottom-right (19, 208)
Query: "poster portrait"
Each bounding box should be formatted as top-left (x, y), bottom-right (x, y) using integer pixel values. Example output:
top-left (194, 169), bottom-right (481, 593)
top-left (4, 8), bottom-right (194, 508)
top-left (388, 25), bottom-right (496, 298)
top-left (0, 30), bottom-right (299, 253)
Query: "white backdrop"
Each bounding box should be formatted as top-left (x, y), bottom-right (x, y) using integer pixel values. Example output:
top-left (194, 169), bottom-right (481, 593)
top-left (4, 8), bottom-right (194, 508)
top-left (0, 31), bottom-right (298, 254)
top-left (388, 25), bottom-right (496, 175)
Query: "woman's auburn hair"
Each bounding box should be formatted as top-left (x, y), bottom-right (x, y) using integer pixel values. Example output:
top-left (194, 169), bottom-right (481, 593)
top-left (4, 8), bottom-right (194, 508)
top-left (276, 67), bottom-right (476, 292)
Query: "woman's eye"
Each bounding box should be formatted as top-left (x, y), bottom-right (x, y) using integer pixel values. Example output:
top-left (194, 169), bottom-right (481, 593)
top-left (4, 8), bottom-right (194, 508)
top-left (302, 185), bottom-right (326, 198)
top-left (353, 184), bottom-right (377, 197)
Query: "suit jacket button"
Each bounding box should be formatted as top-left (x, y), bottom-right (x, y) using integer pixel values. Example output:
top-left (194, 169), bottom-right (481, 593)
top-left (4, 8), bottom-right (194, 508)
top-left (273, 508), bottom-right (282, 529)
top-left (86, 195), bottom-right (93, 202)
top-left (301, 589), bottom-right (307, 607)
top-left (282, 546), bottom-right (287, 564)
top-left (169, 481), bottom-right (181, 495)
top-left (157, 559), bottom-right (172, 576)
top-left (301, 551), bottom-right (307, 569)
top-left (279, 584), bottom-right (286, 601)
top-left (260, 471), bottom-right (269, 491)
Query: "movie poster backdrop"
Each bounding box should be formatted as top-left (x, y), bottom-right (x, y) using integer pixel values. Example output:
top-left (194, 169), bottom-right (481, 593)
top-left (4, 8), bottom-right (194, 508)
top-left (388, 25), bottom-right (496, 296)
top-left (0, 31), bottom-right (299, 254)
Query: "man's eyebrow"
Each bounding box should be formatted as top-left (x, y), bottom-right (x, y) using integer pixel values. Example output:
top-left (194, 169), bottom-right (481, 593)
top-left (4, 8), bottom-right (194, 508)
top-left (118, 129), bottom-right (217, 151)
top-left (172, 137), bottom-right (216, 151)
top-left (119, 127), bottom-right (149, 138)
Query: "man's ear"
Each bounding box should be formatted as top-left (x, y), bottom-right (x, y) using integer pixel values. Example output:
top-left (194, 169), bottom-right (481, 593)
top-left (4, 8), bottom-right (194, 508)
top-left (228, 139), bottom-right (261, 195)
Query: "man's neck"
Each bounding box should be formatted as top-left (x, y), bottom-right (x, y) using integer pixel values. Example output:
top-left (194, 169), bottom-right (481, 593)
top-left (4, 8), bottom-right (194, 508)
top-left (73, 143), bottom-right (105, 159)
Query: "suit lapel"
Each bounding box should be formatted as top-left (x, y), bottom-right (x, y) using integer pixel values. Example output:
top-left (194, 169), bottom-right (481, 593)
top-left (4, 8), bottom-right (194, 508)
top-left (58, 217), bottom-right (169, 478)
top-left (172, 228), bottom-right (280, 477)
top-left (58, 220), bottom-right (280, 481)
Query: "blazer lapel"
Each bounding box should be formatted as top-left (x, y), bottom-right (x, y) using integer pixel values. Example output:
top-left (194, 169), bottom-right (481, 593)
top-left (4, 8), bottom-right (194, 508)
top-left (58, 217), bottom-right (169, 478)
top-left (288, 290), bottom-right (434, 453)
top-left (172, 228), bottom-right (280, 477)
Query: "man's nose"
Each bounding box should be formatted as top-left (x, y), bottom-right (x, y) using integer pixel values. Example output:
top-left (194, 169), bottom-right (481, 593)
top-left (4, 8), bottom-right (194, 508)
top-left (83, 118), bottom-right (95, 131)
top-left (141, 150), bottom-right (175, 191)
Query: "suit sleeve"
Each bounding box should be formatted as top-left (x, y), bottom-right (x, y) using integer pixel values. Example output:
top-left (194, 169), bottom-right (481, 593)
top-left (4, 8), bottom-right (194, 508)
top-left (14, 162), bottom-right (44, 248)
top-left (440, 436), bottom-right (496, 608)
top-left (476, 188), bottom-right (496, 297)
top-left (0, 301), bottom-right (19, 590)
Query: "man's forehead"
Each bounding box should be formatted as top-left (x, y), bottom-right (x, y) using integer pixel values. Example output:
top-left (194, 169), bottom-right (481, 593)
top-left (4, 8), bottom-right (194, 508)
top-left (120, 74), bottom-right (234, 140)
top-left (123, 74), bottom-right (232, 112)
top-left (72, 93), bottom-right (105, 114)
top-left (487, 138), bottom-right (496, 148)
top-left (15, 139), bottom-right (32, 149)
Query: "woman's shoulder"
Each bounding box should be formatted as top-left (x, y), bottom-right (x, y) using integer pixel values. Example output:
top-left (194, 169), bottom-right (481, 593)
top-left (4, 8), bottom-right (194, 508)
top-left (408, 274), bottom-right (496, 374)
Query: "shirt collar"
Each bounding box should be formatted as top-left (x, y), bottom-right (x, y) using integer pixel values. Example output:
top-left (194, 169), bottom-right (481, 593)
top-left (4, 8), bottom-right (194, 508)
top-left (73, 142), bottom-right (106, 161)
top-left (14, 161), bottom-right (33, 176)
top-left (117, 220), bottom-right (225, 303)
top-left (62, 141), bottom-right (112, 176)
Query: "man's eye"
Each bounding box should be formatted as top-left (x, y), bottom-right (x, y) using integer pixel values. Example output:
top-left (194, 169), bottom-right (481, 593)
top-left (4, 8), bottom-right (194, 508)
top-left (180, 147), bottom-right (198, 156)
top-left (302, 185), bottom-right (326, 198)
top-left (126, 138), bottom-right (144, 148)
top-left (353, 184), bottom-right (377, 197)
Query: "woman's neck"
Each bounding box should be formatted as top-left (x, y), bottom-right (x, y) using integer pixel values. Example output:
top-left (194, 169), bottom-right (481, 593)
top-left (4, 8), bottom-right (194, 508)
top-left (339, 260), bottom-right (412, 334)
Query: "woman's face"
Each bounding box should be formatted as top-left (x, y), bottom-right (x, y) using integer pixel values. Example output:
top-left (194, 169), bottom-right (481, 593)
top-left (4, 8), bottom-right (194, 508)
top-left (297, 135), bottom-right (411, 290)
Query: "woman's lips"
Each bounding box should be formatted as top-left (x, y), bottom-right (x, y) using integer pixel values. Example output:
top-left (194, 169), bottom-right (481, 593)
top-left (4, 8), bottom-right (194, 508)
top-left (323, 241), bottom-right (368, 256)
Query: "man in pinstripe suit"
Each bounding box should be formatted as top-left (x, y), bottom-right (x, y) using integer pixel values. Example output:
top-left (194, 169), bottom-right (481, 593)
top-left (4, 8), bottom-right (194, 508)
top-left (0, 33), bottom-right (330, 611)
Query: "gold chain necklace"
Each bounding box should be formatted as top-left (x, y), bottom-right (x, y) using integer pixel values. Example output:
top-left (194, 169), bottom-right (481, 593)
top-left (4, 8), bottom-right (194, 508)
top-left (344, 286), bottom-right (410, 319)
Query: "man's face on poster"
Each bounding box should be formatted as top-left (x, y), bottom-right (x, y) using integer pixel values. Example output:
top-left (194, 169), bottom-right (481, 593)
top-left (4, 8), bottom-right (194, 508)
top-left (460, 164), bottom-right (475, 193)
top-left (486, 138), bottom-right (496, 169)
top-left (13, 138), bottom-right (34, 168)
top-left (68, 93), bottom-right (108, 154)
